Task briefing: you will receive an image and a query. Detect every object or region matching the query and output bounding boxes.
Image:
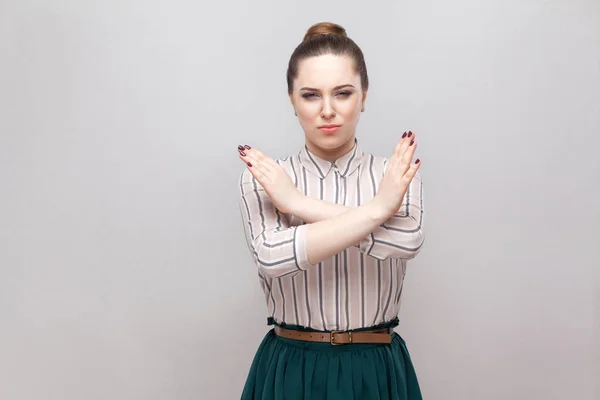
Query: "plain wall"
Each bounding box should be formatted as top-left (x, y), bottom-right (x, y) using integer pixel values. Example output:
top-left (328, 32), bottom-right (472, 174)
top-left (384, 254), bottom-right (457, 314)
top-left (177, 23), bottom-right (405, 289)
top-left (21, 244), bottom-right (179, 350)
top-left (1, 0), bottom-right (598, 399)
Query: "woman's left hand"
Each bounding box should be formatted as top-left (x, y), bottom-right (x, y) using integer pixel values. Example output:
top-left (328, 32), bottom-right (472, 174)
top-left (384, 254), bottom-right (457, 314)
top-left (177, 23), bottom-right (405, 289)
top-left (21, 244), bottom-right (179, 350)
top-left (237, 145), bottom-right (303, 214)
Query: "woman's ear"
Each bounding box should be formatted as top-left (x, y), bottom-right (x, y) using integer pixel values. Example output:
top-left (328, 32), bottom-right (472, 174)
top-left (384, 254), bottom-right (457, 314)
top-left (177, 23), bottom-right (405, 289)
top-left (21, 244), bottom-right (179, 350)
top-left (289, 93), bottom-right (297, 116)
top-left (361, 90), bottom-right (368, 112)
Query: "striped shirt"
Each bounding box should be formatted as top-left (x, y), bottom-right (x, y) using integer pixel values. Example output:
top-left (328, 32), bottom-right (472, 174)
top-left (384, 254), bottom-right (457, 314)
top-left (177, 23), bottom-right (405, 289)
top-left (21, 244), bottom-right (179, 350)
top-left (238, 138), bottom-right (425, 331)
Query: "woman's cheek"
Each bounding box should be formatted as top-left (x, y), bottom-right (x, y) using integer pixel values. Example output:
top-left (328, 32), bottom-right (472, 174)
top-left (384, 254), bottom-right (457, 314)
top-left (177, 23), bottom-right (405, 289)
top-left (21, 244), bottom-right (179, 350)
top-left (339, 98), bottom-right (359, 114)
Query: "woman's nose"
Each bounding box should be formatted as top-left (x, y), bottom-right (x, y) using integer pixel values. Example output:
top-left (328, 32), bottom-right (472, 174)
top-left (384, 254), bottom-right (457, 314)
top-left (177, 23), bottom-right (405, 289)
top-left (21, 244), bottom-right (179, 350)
top-left (321, 99), bottom-right (336, 118)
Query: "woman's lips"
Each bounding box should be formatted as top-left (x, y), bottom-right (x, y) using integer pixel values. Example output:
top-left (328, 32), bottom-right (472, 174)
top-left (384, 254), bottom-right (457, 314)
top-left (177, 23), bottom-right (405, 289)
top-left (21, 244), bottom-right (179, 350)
top-left (318, 125), bottom-right (341, 134)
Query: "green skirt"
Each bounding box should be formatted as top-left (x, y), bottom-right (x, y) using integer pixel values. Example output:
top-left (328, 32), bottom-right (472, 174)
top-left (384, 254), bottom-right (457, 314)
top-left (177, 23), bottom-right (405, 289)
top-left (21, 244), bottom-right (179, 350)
top-left (241, 319), bottom-right (422, 399)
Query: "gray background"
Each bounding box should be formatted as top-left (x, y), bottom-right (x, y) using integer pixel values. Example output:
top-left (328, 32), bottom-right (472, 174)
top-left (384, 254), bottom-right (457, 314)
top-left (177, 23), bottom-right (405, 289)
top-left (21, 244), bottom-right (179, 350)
top-left (1, 0), bottom-right (598, 399)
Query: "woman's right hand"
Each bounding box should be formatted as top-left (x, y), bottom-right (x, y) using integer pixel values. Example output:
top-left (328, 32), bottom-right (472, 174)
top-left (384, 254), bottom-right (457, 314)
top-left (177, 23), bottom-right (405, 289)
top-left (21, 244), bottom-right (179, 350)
top-left (237, 144), bottom-right (304, 215)
top-left (374, 131), bottom-right (422, 218)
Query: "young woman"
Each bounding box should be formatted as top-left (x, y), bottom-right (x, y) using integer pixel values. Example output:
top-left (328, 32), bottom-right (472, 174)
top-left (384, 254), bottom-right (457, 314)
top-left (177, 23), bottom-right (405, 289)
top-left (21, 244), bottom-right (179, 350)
top-left (237, 22), bottom-right (424, 400)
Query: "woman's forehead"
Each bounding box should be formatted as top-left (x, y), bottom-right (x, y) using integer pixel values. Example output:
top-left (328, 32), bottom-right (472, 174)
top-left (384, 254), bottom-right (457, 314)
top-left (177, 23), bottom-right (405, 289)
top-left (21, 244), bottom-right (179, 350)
top-left (296, 54), bottom-right (360, 89)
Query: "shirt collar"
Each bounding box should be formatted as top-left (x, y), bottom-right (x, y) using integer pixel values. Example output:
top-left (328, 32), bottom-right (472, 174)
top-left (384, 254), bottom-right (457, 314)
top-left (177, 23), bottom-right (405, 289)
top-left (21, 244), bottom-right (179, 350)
top-left (298, 137), bottom-right (363, 179)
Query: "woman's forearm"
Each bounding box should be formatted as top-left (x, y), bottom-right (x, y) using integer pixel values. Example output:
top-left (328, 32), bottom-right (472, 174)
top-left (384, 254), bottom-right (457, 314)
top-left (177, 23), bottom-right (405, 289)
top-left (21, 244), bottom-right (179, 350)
top-left (291, 196), bottom-right (353, 223)
top-left (292, 196), bottom-right (389, 265)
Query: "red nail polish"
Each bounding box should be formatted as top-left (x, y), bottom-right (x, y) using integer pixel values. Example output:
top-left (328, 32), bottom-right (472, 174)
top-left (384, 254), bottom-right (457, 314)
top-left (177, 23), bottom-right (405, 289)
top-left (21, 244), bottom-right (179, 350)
top-left (244, 145), bottom-right (251, 149)
top-left (408, 131), bottom-right (412, 137)
top-left (238, 145), bottom-right (244, 150)
top-left (410, 139), bottom-right (414, 146)
top-left (247, 162), bottom-right (252, 167)
top-left (402, 132), bottom-right (407, 138)
top-left (415, 158), bottom-right (420, 164)
top-left (239, 151), bottom-right (246, 156)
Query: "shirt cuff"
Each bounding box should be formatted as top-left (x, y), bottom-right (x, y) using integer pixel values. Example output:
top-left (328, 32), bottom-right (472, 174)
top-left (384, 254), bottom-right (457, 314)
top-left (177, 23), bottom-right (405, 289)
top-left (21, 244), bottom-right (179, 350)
top-left (294, 224), bottom-right (316, 271)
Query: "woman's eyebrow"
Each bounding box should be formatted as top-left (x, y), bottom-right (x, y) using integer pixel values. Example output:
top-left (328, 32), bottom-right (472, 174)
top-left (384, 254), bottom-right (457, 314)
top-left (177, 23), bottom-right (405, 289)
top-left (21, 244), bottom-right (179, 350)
top-left (299, 84), bottom-right (355, 91)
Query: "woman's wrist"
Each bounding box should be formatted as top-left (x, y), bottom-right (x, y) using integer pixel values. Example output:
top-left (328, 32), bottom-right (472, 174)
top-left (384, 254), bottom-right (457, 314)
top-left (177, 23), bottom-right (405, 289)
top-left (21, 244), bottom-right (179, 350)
top-left (288, 193), bottom-right (311, 217)
top-left (289, 193), bottom-right (390, 225)
top-left (369, 195), bottom-right (395, 221)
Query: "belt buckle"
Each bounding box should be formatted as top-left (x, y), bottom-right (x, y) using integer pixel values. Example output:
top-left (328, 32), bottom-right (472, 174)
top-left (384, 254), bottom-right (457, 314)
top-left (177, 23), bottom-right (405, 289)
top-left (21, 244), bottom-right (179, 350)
top-left (330, 330), bottom-right (351, 345)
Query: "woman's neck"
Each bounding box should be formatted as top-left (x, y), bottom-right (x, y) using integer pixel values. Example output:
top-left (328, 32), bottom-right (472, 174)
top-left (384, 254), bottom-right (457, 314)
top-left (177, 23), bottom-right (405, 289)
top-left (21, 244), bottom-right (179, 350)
top-left (305, 136), bottom-right (356, 162)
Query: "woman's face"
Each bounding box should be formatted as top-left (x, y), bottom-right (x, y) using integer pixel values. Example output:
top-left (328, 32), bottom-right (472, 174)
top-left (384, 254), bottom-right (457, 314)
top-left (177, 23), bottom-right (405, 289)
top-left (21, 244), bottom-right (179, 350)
top-left (290, 54), bottom-right (367, 160)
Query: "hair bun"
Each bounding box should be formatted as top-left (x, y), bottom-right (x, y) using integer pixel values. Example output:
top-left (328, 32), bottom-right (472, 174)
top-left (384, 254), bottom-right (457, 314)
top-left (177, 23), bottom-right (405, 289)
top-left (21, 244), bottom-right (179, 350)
top-left (303, 22), bottom-right (347, 42)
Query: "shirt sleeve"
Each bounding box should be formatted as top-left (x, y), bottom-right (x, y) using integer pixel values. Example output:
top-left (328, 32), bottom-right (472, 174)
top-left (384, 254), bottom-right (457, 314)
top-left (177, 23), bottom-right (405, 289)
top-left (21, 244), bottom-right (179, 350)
top-left (355, 165), bottom-right (425, 261)
top-left (238, 168), bottom-right (316, 279)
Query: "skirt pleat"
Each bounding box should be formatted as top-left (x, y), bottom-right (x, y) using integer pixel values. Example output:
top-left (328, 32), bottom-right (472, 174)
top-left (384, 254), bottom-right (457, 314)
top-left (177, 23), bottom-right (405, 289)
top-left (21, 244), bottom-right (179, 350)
top-left (241, 328), bottom-right (422, 400)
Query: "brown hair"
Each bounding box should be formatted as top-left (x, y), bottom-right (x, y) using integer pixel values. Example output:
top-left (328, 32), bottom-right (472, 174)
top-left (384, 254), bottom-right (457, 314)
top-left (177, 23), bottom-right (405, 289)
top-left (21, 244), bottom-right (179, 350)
top-left (286, 22), bottom-right (369, 95)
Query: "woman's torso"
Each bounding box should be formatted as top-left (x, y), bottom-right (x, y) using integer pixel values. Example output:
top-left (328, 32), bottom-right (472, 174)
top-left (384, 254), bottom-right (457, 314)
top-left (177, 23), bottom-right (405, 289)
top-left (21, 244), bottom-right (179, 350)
top-left (260, 140), bottom-right (410, 331)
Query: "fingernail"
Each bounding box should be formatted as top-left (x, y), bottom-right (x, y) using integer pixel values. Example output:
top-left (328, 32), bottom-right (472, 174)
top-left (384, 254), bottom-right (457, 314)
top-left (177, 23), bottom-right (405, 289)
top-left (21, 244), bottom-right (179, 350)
top-left (247, 162), bottom-right (252, 167)
top-left (408, 131), bottom-right (412, 137)
top-left (244, 145), bottom-right (251, 149)
top-left (415, 158), bottom-right (420, 164)
top-left (410, 139), bottom-right (414, 146)
top-left (238, 145), bottom-right (244, 150)
top-left (239, 151), bottom-right (246, 156)
top-left (402, 132), bottom-right (407, 138)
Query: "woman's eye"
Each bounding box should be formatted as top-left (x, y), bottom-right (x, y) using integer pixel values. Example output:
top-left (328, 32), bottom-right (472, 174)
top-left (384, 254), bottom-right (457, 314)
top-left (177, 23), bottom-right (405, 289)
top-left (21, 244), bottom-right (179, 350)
top-left (301, 91), bottom-right (352, 99)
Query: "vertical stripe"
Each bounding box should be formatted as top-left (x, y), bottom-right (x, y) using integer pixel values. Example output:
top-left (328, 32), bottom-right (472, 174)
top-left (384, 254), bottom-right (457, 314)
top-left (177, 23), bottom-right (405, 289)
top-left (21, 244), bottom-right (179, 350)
top-left (305, 145), bottom-right (325, 179)
top-left (372, 259), bottom-right (382, 325)
top-left (278, 279), bottom-right (286, 322)
top-left (341, 142), bottom-right (357, 176)
top-left (303, 273), bottom-right (311, 327)
top-left (390, 260), bottom-right (400, 316)
top-left (396, 260), bottom-right (406, 304)
top-left (319, 263), bottom-right (325, 330)
top-left (334, 170), bottom-right (339, 329)
top-left (366, 155), bottom-right (377, 255)
top-left (299, 159), bottom-right (312, 327)
top-left (262, 276), bottom-right (276, 318)
top-left (343, 176), bottom-right (348, 205)
top-left (387, 260), bottom-right (397, 320)
top-left (332, 253), bottom-right (341, 330)
top-left (361, 254), bottom-right (365, 327)
top-left (318, 178), bottom-right (326, 330)
top-left (344, 249), bottom-right (350, 330)
top-left (357, 171), bottom-right (365, 327)
top-left (289, 156), bottom-right (298, 186)
top-left (342, 175), bottom-right (350, 330)
top-left (382, 260), bottom-right (394, 321)
top-left (302, 157), bottom-right (308, 200)
top-left (291, 275), bottom-right (299, 325)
